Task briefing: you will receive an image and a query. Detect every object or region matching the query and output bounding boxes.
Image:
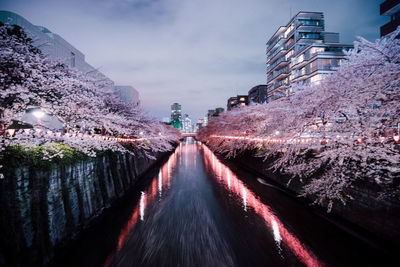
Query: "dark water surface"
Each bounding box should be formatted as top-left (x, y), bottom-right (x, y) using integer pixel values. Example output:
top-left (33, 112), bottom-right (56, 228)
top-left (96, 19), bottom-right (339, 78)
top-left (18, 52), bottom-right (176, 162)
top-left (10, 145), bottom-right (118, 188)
top-left (52, 138), bottom-right (395, 267)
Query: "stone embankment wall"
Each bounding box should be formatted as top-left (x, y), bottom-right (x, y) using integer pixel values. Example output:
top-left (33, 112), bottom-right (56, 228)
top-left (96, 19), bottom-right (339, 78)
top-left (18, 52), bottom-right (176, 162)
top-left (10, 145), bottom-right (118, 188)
top-left (0, 149), bottom-right (171, 266)
top-left (231, 150), bottom-right (400, 251)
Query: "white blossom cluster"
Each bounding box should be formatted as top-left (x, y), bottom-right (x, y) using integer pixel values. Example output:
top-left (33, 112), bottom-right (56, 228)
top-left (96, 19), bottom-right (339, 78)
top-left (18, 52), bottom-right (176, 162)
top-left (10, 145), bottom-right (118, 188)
top-left (198, 29), bottom-right (400, 210)
top-left (0, 24), bottom-right (181, 173)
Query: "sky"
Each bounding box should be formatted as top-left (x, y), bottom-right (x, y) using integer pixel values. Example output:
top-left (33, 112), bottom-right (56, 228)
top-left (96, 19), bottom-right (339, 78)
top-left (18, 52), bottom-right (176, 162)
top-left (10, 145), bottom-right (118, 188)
top-left (1, 0), bottom-right (387, 121)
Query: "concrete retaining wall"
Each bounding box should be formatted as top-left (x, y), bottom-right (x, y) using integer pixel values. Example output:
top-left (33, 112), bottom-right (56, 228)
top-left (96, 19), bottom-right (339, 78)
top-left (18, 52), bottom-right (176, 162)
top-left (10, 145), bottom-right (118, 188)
top-left (0, 149), bottom-right (171, 266)
top-left (231, 150), bottom-right (400, 250)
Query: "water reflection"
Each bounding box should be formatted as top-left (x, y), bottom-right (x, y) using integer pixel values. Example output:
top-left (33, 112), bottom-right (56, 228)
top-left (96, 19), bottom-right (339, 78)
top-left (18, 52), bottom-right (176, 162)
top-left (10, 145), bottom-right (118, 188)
top-left (201, 144), bottom-right (323, 267)
top-left (103, 146), bottom-right (179, 266)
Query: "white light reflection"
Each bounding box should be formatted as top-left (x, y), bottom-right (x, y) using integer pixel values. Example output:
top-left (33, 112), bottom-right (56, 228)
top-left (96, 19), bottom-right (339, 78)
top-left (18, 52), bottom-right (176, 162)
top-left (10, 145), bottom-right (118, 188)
top-left (218, 163), bottom-right (222, 181)
top-left (272, 219), bottom-right (282, 247)
top-left (226, 169), bottom-right (231, 189)
top-left (212, 154), bottom-right (215, 168)
top-left (158, 170), bottom-right (162, 196)
top-left (167, 160), bottom-right (171, 187)
top-left (140, 191), bottom-right (145, 221)
top-left (242, 186), bottom-right (247, 211)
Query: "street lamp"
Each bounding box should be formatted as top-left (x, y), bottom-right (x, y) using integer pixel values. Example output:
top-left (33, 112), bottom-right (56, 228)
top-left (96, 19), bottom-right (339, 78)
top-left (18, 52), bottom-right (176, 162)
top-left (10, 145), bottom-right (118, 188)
top-left (32, 110), bottom-right (45, 119)
top-left (32, 109), bottom-right (45, 133)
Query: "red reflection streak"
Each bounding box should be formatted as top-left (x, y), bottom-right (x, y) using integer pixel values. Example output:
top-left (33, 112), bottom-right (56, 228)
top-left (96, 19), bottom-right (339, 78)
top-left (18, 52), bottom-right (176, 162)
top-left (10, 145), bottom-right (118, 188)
top-left (202, 145), bottom-right (322, 267)
top-left (103, 147), bottom-right (178, 267)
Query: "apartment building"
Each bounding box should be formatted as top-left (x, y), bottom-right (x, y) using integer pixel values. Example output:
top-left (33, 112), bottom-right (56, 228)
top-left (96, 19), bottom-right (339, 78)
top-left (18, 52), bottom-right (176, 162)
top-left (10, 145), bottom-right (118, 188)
top-left (227, 95), bottom-right (249, 111)
top-left (380, 0), bottom-right (400, 36)
top-left (266, 11), bottom-right (352, 101)
top-left (248, 85), bottom-right (268, 104)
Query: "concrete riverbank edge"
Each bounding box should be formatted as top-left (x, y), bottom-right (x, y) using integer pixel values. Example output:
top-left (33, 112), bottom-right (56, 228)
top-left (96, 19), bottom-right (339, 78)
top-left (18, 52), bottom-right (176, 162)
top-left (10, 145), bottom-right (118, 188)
top-left (0, 146), bottom-right (177, 266)
top-left (215, 149), bottom-right (400, 253)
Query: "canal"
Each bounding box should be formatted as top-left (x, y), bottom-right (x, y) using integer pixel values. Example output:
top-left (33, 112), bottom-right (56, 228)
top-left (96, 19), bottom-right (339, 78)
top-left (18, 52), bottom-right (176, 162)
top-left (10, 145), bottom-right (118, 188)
top-left (51, 137), bottom-right (394, 267)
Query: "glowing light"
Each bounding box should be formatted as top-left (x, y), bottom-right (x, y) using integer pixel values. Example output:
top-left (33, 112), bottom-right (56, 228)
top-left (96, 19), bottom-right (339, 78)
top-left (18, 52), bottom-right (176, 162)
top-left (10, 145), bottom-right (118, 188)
top-left (56, 132), bottom-right (62, 137)
top-left (394, 135), bottom-right (400, 143)
top-left (47, 130), bottom-right (53, 136)
top-left (23, 129), bottom-right (31, 135)
top-left (202, 144), bottom-right (322, 267)
top-left (140, 191), bottom-right (145, 221)
top-left (7, 129), bottom-right (15, 137)
top-left (32, 110), bottom-right (45, 119)
top-left (272, 219), bottom-right (282, 245)
top-left (356, 138), bottom-right (363, 144)
top-left (158, 170), bottom-right (162, 196)
top-left (242, 186), bottom-right (247, 211)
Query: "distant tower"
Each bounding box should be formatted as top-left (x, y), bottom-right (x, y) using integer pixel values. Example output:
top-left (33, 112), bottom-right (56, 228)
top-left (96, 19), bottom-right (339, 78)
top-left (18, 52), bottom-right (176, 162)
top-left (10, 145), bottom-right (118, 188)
top-left (183, 114), bottom-right (192, 133)
top-left (170, 103), bottom-right (182, 129)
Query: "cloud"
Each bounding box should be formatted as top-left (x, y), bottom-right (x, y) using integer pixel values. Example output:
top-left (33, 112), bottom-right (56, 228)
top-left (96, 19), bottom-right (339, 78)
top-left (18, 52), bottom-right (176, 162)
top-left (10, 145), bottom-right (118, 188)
top-left (2, 0), bottom-right (386, 120)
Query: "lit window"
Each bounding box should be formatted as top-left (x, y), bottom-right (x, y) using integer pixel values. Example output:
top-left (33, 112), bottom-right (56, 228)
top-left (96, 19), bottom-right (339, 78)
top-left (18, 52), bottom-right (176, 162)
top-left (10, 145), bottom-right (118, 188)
top-left (298, 54), bottom-right (304, 63)
top-left (239, 97), bottom-right (245, 101)
top-left (240, 103), bottom-right (246, 106)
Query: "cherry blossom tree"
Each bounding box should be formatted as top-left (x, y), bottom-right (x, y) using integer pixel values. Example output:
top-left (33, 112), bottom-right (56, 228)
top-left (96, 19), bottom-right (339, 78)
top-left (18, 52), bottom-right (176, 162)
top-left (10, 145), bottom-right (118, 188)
top-left (0, 23), bottom-right (180, 172)
top-left (199, 28), bottom-right (400, 210)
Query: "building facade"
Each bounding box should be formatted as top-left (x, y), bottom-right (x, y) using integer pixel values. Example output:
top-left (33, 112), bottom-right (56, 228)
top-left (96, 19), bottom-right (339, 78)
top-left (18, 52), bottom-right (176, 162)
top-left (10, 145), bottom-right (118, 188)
top-left (266, 11), bottom-right (352, 101)
top-left (0, 10), bottom-right (146, 105)
top-left (183, 115), bottom-right (192, 133)
top-left (248, 85), bottom-right (268, 104)
top-left (227, 95), bottom-right (248, 111)
top-left (170, 103), bottom-right (182, 129)
top-left (380, 0), bottom-right (400, 36)
top-left (290, 42), bottom-right (352, 88)
top-left (114, 86), bottom-right (140, 106)
top-left (0, 11), bottom-right (105, 76)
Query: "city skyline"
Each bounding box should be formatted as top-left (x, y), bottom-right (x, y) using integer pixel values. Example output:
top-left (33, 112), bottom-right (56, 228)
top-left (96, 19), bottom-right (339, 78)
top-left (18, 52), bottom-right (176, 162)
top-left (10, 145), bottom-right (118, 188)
top-left (1, 0), bottom-right (387, 120)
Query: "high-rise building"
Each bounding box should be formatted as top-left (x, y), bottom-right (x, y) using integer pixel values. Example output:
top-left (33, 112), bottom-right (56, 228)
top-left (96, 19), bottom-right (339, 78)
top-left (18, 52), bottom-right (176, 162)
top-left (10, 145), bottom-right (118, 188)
top-left (266, 11), bottom-right (352, 101)
top-left (227, 95), bottom-right (248, 111)
top-left (380, 0), bottom-right (400, 37)
top-left (248, 85), bottom-right (268, 104)
top-left (183, 114), bottom-right (192, 133)
top-left (170, 103), bottom-right (182, 129)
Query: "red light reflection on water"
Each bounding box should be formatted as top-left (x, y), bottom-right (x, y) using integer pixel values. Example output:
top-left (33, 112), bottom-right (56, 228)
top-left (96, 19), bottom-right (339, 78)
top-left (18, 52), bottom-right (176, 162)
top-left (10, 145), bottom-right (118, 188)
top-left (202, 144), bottom-right (323, 267)
top-left (103, 147), bottom-right (178, 267)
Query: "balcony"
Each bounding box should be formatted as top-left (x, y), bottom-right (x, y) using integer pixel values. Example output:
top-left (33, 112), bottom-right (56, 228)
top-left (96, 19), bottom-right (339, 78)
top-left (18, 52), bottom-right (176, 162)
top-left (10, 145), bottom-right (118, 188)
top-left (292, 63), bottom-right (336, 81)
top-left (380, 0), bottom-right (400, 15)
top-left (268, 67), bottom-right (290, 83)
top-left (267, 35), bottom-right (286, 53)
top-left (268, 80), bottom-right (290, 93)
top-left (268, 46), bottom-right (287, 62)
top-left (296, 19), bottom-right (324, 29)
top-left (380, 16), bottom-right (400, 36)
top-left (267, 57), bottom-right (289, 72)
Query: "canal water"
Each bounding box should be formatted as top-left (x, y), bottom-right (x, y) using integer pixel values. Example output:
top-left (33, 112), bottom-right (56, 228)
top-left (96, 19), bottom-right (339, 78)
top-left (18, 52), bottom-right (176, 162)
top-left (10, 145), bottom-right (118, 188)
top-left (52, 137), bottom-right (394, 267)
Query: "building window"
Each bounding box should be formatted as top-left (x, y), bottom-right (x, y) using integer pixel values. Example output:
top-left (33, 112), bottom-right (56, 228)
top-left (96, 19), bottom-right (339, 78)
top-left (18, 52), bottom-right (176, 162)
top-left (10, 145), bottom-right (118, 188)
top-left (285, 49), bottom-right (294, 60)
top-left (284, 23), bottom-right (294, 38)
top-left (297, 19), bottom-right (324, 27)
top-left (298, 32), bottom-right (322, 40)
top-left (239, 97), bottom-right (245, 101)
